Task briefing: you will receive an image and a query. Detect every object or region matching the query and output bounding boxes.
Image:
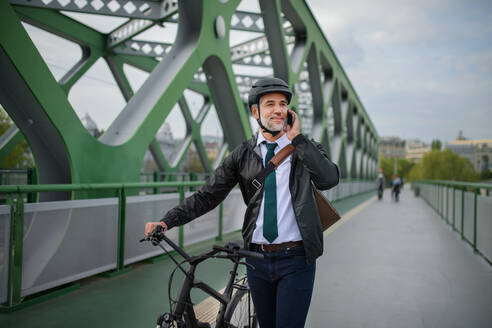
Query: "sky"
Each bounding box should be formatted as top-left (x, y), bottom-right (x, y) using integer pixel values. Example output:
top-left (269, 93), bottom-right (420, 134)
top-left (307, 0), bottom-right (492, 143)
top-left (16, 0), bottom-right (492, 144)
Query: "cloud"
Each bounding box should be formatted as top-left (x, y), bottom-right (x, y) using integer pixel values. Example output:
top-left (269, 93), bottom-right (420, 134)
top-left (307, 0), bottom-right (492, 143)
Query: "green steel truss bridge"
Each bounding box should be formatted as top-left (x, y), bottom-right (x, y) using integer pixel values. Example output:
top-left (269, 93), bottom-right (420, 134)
top-left (0, 0), bottom-right (394, 315)
top-left (0, 0), bottom-right (378, 201)
top-left (0, 2), bottom-right (491, 324)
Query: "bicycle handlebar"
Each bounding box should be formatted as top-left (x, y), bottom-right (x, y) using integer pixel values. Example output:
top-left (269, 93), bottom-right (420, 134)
top-left (141, 225), bottom-right (264, 261)
top-left (212, 244), bottom-right (264, 260)
top-left (237, 249), bottom-right (264, 260)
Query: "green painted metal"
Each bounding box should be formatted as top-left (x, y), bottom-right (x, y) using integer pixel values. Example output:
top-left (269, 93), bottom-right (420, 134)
top-left (445, 185), bottom-right (449, 223)
top-left (153, 171), bottom-right (159, 194)
top-left (1, 0), bottom-right (381, 312)
top-left (461, 188), bottom-right (465, 240)
top-left (412, 180), bottom-right (492, 190)
top-left (452, 187), bottom-right (456, 231)
top-left (0, 181), bottom-right (205, 194)
top-left (0, 0), bottom-right (378, 198)
top-left (473, 190), bottom-right (478, 252)
top-left (117, 188), bottom-right (128, 272)
top-left (0, 179), bottom-right (376, 310)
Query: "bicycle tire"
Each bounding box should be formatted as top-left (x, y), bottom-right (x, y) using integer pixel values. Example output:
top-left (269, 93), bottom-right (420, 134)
top-left (223, 288), bottom-right (257, 328)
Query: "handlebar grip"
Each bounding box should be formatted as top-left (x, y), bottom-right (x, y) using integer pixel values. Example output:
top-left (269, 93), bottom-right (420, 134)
top-left (238, 249), bottom-right (264, 260)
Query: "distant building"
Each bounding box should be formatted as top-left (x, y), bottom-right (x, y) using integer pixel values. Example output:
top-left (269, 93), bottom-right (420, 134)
top-left (155, 122), bottom-right (176, 160)
top-left (379, 136), bottom-right (406, 159)
top-left (405, 139), bottom-right (430, 163)
top-left (204, 141), bottom-right (219, 163)
top-left (445, 133), bottom-right (492, 173)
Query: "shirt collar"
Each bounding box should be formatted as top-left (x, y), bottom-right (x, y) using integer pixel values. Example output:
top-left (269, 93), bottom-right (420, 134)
top-left (256, 132), bottom-right (291, 149)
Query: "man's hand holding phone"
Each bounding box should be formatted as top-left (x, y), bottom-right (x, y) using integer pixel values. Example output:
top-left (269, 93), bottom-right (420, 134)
top-left (285, 109), bottom-right (300, 141)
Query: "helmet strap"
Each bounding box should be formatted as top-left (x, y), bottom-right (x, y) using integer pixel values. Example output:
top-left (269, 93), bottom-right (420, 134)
top-left (256, 104), bottom-right (281, 137)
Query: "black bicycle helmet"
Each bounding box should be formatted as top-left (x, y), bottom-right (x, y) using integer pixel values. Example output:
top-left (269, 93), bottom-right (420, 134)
top-left (248, 77), bottom-right (292, 109)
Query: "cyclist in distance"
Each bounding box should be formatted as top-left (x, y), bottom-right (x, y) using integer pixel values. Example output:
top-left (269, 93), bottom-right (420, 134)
top-left (145, 77), bottom-right (339, 328)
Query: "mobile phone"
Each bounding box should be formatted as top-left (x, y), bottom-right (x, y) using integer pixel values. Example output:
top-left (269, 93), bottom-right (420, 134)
top-left (287, 112), bottom-right (294, 126)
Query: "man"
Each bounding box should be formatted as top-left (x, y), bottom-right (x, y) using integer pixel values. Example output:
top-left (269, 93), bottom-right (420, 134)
top-left (145, 77), bottom-right (339, 328)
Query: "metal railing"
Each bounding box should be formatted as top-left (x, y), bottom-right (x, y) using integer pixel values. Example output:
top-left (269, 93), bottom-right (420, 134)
top-left (0, 179), bottom-right (375, 311)
top-left (412, 180), bottom-right (492, 265)
top-left (0, 169), bottom-right (37, 202)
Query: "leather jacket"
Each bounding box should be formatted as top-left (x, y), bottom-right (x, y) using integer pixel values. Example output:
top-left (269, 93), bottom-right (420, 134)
top-left (162, 133), bottom-right (340, 263)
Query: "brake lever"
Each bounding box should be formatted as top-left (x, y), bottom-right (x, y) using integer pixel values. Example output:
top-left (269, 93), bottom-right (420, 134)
top-left (239, 261), bottom-right (256, 270)
top-left (139, 233), bottom-right (162, 246)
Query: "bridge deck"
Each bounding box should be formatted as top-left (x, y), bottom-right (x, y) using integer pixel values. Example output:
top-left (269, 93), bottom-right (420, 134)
top-left (1, 189), bottom-right (491, 327)
top-left (307, 188), bottom-right (492, 328)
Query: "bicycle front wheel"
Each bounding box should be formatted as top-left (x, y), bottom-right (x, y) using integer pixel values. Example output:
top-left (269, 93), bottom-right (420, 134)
top-left (223, 288), bottom-right (257, 328)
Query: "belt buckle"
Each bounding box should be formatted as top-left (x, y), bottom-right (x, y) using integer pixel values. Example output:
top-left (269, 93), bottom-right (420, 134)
top-left (260, 244), bottom-right (266, 252)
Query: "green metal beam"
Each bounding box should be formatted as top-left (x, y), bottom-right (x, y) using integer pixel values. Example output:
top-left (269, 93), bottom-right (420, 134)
top-left (1, 0), bottom-right (379, 200)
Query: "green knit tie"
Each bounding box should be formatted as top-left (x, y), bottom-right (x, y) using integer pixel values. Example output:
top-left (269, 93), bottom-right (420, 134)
top-left (263, 142), bottom-right (278, 243)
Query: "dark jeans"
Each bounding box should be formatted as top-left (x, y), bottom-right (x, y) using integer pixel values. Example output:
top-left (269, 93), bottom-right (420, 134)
top-left (246, 246), bottom-right (316, 328)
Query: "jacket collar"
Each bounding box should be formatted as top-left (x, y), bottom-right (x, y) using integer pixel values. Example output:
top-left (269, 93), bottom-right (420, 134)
top-left (248, 133), bottom-right (262, 159)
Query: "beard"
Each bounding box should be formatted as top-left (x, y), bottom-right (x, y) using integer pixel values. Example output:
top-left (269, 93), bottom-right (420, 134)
top-left (260, 115), bottom-right (285, 132)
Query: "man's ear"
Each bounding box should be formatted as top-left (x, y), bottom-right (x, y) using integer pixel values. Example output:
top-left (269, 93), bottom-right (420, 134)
top-left (251, 105), bottom-right (259, 120)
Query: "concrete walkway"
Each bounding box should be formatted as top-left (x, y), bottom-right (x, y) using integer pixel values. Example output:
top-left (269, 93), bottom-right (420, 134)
top-left (2, 190), bottom-right (490, 328)
top-left (307, 189), bottom-right (492, 328)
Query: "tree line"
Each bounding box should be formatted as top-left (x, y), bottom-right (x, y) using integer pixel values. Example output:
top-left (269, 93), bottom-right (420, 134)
top-left (0, 106), bottom-right (34, 169)
top-left (379, 139), bottom-right (482, 184)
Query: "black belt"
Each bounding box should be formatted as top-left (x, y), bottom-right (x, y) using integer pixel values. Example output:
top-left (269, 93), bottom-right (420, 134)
top-left (250, 241), bottom-right (303, 252)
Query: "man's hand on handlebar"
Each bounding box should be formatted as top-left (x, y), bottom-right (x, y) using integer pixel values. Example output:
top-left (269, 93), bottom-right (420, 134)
top-left (145, 221), bottom-right (168, 237)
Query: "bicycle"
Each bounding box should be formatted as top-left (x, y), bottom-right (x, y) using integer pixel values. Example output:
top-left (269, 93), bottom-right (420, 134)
top-left (140, 225), bottom-right (263, 328)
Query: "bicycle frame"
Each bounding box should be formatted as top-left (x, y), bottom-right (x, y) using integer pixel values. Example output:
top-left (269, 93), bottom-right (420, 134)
top-left (153, 234), bottom-right (249, 328)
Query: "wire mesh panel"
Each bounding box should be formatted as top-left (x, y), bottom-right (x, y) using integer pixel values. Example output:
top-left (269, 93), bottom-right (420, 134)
top-left (222, 189), bottom-right (246, 235)
top-left (0, 205), bottom-right (10, 303)
top-left (182, 192), bottom-right (219, 247)
top-left (21, 198), bottom-right (119, 297)
top-left (124, 194), bottom-right (180, 266)
top-left (477, 195), bottom-right (492, 262)
top-left (463, 191), bottom-right (475, 243)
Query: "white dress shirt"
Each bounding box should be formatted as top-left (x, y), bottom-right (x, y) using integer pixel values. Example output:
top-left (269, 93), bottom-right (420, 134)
top-left (251, 133), bottom-right (302, 244)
